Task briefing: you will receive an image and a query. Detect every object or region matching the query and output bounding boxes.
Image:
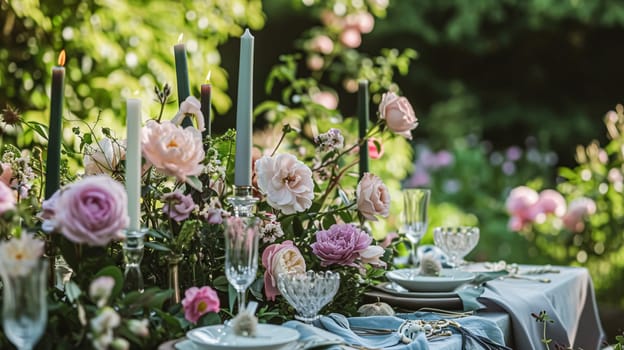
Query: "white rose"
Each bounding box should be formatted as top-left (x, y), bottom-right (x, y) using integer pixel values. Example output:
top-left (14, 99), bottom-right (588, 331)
top-left (359, 245), bottom-right (386, 268)
top-left (172, 96), bottom-right (205, 131)
top-left (0, 233), bottom-right (44, 277)
top-left (83, 138), bottom-right (125, 175)
top-left (356, 173), bottom-right (391, 221)
top-left (255, 154), bottom-right (314, 214)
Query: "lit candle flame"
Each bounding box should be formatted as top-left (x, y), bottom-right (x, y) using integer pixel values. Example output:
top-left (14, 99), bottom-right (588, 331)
top-left (58, 50), bottom-right (66, 66)
top-left (205, 71), bottom-right (212, 83)
top-left (177, 33), bottom-right (184, 44)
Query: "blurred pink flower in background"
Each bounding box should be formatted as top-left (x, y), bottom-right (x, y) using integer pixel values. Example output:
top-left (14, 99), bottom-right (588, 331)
top-left (533, 189), bottom-right (567, 219)
top-left (311, 91), bottom-right (338, 110)
top-left (368, 138), bottom-right (384, 159)
top-left (505, 186), bottom-right (539, 230)
top-left (0, 163), bottom-right (12, 186)
top-left (181, 286), bottom-right (220, 324)
top-left (0, 181), bottom-right (15, 215)
top-left (307, 55), bottom-right (324, 71)
top-left (309, 35), bottom-right (334, 54)
top-left (340, 28), bottom-right (362, 48)
top-left (562, 197), bottom-right (597, 232)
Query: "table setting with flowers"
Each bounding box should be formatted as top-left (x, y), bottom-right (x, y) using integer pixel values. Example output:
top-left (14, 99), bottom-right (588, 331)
top-left (0, 26), bottom-right (605, 350)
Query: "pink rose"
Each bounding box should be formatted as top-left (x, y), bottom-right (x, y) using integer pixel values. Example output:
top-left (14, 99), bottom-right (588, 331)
top-left (309, 35), bottom-right (334, 55)
top-left (354, 12), bottom-right (375, 33)
top-left (0, 181), bottom-right (15, 215)
top-left (255, 154), bottom-right (314, 214)
top-left (340, 28), bottom-right (362, 48)
top-left (507, 215), bottom-right (527, 232)
top-left (356, 173), bottom-right (391, 221)
top-left (535, 190), bottom-right (567, 218)
top-left (562, 197), bottom-right (596, 232)
top-left (0, 163), bottom-right (12, 186)
top-left (54, 175), bottom-right (129, 246)
top-left (162, 191), bottom-right (196, 222)
top-left (359, 245), bottom-right (386, 269)
top-left (141, 120), bottom-right (205, 182)
top-left (379, 232), bottom-right (399, 249)
top-left (378, 92), bottom-right (418, 140)
top-left (505, 186), bottom-right (539, 221)
top-left (181, 286), bottom-right (220, 324)
top-left (311, 224), bottom-right (372, 267)
top-left (368, 138), bottom-right (384, 159)
top-left (261, 240), bottom-right (306, 301)
top-left (172, 96), bottom-right (205, 132)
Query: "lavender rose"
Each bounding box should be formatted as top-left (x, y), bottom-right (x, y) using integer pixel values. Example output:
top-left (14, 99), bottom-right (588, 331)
top-left (162, 190), bottom-right (196, 222)
top-left (378, 92), bottom-right (418, 139)
top-left (356, 173), bottom-right (390, 221)
top-left (311, 223), bottom-right (372, 267)
top-left (54, 175), bottom-right (129, 246)
top-left (255, 154), bottom-right (314, 214)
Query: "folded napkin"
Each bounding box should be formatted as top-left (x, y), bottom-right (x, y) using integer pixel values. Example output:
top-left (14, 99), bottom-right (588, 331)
top-left (283, 312), bottom-right (509, 350)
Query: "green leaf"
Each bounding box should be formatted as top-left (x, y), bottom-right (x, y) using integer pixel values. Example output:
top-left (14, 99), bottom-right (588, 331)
top-left (213, 275), bottom-right (229, 292)
top-left (249, 277), bottom-right (264, 301)
top-left (94, 266), bottom-right (124, 301)
top-left (185, 176), bottom-right (203, 191)
top-left (145, 241), bottom-right (172, 252)
top-left (197, 312), bottom-right (221, 327)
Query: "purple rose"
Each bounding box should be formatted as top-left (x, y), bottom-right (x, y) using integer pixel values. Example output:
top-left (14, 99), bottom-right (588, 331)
top-left (54, 175), bottom-right (129, 246)
top-left (311, 224), bottom-right (372, 267)
top-left (162, 191), bottom-right (196, 222)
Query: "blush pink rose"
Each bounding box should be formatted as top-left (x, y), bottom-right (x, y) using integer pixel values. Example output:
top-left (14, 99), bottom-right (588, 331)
top-left (356, 173), bottom-right (391, 221)
top-left (359, 245), bottom-right (386, 269)
top-left (54, 175), bottom-right (129, 246)
top-left (0, 181), bottom-right (15, 215)
top-left (354, 12), bottom-right (375, 33)
top-left (378, 92), bottom-right (418, 140)
top-left (340, 28), bottom-right (362, 48)
top-left (535, 189), bottom-right (567, 218)
top-left (255, 154), bottom-right (314, 214)
top-left (162, 191), bottom-right (196, 222)
top-left (0, 163), bottom-right (12, 186)
top-left (379, 232), bottom-right (399, 249)
top-left (562, 197), bottom-right (597, 232)
top-left (141, 120), bottom-right (205, 182)
top-left (261, 240), bottom-right (306, 301)
top-left (181, 286), bottom-right (220, 324)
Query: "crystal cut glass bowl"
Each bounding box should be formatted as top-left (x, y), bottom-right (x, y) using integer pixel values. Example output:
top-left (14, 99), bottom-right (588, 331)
top-left (277, 270), bottom-right (340, 323)
top-left (433, 226), bottom-right (480, 268)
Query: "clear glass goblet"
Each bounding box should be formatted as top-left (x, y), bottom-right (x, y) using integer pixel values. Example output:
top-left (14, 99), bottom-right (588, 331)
top-left (402, 188), bottom-right (431, 265)
top-left (277, 271), bottom-right (340, 323)
top-left (433, 226), bottom-right (480, 268)
top-left (1, 259), bottom-right (48, 350)
top-left (224, 216), bottom-right (260, 314)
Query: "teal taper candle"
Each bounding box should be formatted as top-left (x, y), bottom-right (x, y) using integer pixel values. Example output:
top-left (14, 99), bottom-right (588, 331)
top-left (234, 29), bottom-right (254, 187)
top-left (174, 42), bottom-right (192, 127)
top-left (45, 50), bottom-right (66, 199)
top-left (358, 80), bottom-right (370, 179)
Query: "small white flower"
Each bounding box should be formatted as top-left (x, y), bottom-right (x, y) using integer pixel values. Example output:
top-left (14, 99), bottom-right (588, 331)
top-left (83, 138), bottom-right (125, 175)
top-left (0, 233), bottom-right (45, 277)
top-left (127, 319), bottom-right (150, 337)
top-left (90, 306), bottom-right (121, 335)
top-left (172, 96), bottom-right (205, 131)
top-left (89, 276), bottom-right (116, 307)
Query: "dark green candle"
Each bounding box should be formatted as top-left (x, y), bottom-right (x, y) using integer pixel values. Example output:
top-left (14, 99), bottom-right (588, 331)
top-left (45, 50), bottom-right (65, 199)
top-left (358, 80), bottom-right (370, 179)
top-left (201, 83), bottom-right (211, 139)
top-left (174, 42), bottom-right (192, 127)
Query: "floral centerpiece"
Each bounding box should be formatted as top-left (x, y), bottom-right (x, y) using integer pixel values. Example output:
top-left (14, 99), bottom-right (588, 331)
top-left (0, 75), bottom-right (417, 347)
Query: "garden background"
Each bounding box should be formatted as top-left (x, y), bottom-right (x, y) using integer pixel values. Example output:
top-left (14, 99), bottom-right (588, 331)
top-left (2, 0), bottom-right (623, 339)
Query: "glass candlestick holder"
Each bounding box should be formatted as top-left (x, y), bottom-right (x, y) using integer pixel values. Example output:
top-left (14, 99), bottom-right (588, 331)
top-left (123, 228), bottom-right (146, 293)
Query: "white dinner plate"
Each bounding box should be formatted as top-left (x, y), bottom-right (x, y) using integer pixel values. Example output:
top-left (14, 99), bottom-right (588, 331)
top-left (386, 268), bottom-right (475, 292)
top-left (375, 282), bottom-right (459, 298)
top-left (186, 324), bottom-right (300, 350)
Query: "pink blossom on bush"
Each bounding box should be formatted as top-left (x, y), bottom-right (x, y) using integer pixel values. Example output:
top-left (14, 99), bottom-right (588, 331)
top-left (368, 138), bottom-right (384, 159)
top-left (353, 12), bottom-right (375, 33)
top-left (162, 191), bottom-right (196, 222)
top-left (562, 197), bottom-right (597, 232)
top-left (535, 189), bottom-right (567, 218)
top-left (0, 163), bottom-right (12, 186)
top-left (311, 224), bottom-right (372, 267)
top-left (356, 173), bottom-right (391, 221)
top-left (309, 35), bottom-right (334, 55)
top-left (311, 91), bottom-right (339, 110)
top-left (0, 181), bottom-right (15, 215)
top-left (307, 55), bottom-right (324, 71)
top-left (54, 175), bottom-right (129, 246)
top-left (378, 92), bottom-right (418, 140)
top-left (255, 154), bottom-right (314, 214)
top-left (340, 28), bottom-right (362, 48)
top-left (505, 186), bottom-right (539, 221)
top-left (181, 286), bottom-right (220, 324)
top-left (261, 240), bottom-right (306, 301)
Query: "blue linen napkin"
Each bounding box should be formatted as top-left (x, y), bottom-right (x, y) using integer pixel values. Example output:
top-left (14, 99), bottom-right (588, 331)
top-left (283, 312), bottom-right (508, 350)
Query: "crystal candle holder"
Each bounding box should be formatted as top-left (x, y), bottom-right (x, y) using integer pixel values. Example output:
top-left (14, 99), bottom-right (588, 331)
top-left (123, 228), bottom-right (146, 293)
top-left (277, 270), bottom-right (340, 323)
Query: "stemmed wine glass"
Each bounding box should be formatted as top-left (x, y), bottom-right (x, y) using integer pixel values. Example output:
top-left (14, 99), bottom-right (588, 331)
top-left (402, 188), bottom-right (431, 266)
top-left (277, 271), bottom-right (340, 323)
top-left (224, 216), bottom-right (260, 314)
top-left (1, 259), bottom-right (48, 350)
